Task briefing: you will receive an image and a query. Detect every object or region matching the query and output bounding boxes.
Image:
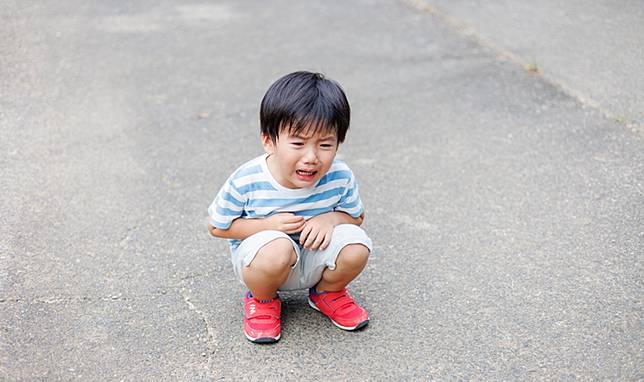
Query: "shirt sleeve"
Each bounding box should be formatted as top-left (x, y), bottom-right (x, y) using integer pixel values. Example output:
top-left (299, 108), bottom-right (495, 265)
top-left (334, 168), bottom-right (364, 218)
top-left (208, 178), bottom-right (247, 229)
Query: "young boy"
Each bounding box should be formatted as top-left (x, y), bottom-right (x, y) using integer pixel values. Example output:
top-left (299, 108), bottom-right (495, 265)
top-left (207, 71), bottom-right (372, 343)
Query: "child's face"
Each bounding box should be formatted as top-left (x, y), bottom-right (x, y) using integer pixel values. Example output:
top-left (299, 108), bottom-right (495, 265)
top-left (262, 127), bottom-right (338, 189)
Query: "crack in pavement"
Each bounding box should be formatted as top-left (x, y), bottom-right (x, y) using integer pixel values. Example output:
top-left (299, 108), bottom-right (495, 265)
top-left (401, 0), bottom-right (643, 135)
top-left (178, 285), bottom-right (217, 377)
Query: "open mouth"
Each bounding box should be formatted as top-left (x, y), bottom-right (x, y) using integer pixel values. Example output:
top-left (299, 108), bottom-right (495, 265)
top-left (296, 169), bottom-right (318, 180)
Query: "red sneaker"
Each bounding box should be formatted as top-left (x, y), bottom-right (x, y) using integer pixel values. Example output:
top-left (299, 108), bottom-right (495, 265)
top-left (308, 288), bottom-right (369, 331)
top-left (243, 292), bottom-right (281, 343)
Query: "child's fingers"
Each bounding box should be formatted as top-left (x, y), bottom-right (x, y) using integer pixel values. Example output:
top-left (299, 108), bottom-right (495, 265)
top-left (284, 214), bottom-right (304, 223)
top-left (285, 221), bottom-right (304, 233)
top-left (319, 232), bottom-right (332, 251)
top-left (287, 219), bottom-right (304, 228)
top-left (275, 212), bottom-right (294, 220)
top-left (303, 229), bottom-right (319, 249)
top-left (276, 213), bottom-right (303, 223)
top-left (310, 232), bottom-right (325, 250)
top-left (299, 225), bottom-right (312, 244)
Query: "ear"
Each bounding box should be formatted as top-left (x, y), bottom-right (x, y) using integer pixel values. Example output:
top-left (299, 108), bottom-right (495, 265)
top-left (261, 133), bottom-right (275, 155)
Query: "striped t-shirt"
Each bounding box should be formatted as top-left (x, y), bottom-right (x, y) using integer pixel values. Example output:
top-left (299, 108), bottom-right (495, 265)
top-left (208, 153), bottom-right (364, 251)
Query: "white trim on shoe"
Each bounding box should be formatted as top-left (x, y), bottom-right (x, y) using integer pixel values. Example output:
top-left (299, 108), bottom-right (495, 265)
top-left (244, 331), bottom-right (281, 343)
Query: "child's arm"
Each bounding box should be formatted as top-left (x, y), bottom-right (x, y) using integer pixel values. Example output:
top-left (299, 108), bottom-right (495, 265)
top-left (319, 211), bottom-right (365, 226)
top-left (208, 213), bottom-right (305, 240)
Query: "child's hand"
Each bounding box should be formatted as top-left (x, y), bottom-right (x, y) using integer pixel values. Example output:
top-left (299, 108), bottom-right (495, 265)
top-left (266, 213), bottom-right (305, 234)
top-left (299, 214), bottom-right (336, 250)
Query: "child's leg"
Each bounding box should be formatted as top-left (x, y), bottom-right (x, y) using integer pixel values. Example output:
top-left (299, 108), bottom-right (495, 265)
top-left (314, 243), bottom-right (369, 292)
top-left (232, 231), bottom-right (300, 343)
top-left (241, 238), bottom-right (297, 300)
top-left (304, 224), bottom-right (372, 331)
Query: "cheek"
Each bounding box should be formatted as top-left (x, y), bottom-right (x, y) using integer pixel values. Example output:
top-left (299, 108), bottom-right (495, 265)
top-left (321, 153), bottom-right (336, 168)
top-left (285, 153), bottom-right (301, 167)
top-left (324, 150), bottom-right (337, 160)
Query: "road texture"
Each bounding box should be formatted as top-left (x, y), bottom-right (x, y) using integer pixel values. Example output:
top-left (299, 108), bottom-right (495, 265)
top-left (407, 0), bottom-right (644, 129)
top-left (1, 1), bottom-right (642, 380)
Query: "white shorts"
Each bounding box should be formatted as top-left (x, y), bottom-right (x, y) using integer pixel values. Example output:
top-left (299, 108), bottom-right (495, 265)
top-left (231, 224), bottom-right (373, 291)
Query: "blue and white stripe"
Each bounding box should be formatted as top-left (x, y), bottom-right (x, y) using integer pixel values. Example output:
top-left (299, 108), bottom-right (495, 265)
top-left (208, 154), bottom-right (364, 250)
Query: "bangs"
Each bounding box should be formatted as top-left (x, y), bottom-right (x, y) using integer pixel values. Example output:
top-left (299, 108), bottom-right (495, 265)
top-left (283, 115), bottom-right (339, 139)
top-left (260, 71), bottom-right (350, 143)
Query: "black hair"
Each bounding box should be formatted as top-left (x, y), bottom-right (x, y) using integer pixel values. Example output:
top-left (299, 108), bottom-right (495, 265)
top-left (260, 71), bottom-right (350, 143)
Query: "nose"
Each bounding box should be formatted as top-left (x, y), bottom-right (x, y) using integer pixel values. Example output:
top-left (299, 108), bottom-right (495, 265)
top-left (303, 146), bottom-right (318, 163)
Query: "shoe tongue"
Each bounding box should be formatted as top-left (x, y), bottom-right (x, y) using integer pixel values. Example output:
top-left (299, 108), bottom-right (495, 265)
top-left (310, 287), bottom-right (326, 295)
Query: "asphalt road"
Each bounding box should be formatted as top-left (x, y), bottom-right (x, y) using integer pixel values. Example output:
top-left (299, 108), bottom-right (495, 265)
top-left (410, 0), bottom-right (644, 127)
top-left (1, 1), bottom-right (642, 380)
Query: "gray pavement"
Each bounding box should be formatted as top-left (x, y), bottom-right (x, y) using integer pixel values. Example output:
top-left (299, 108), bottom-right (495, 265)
top-left (409, 0), bottom-right (644, 127)
top-left (1, 0), bottom-right (642, 380)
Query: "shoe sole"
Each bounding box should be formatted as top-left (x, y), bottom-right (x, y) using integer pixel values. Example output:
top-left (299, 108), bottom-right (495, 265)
top-left (244, 332), bottom-right (280, 344)
top-left (308, 298), bottom-right (369, 331)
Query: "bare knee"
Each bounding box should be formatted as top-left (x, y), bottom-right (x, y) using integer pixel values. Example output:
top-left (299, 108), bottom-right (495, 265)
top-left (336, 244), bottom-right (370, 271)
top-left (249, 238), bottom-right (296, 276)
